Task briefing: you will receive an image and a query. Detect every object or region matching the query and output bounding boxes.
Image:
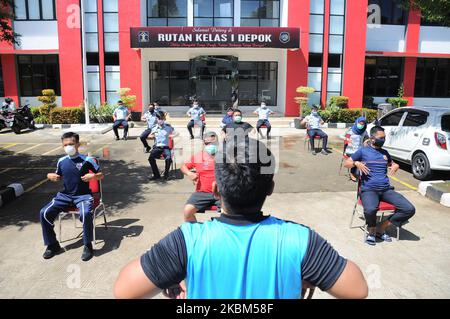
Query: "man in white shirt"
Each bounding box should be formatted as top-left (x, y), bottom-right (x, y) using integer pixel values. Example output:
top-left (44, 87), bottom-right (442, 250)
top-left (113, 100), bottom-right (131, 141)
top-left (301, 106), bottom-right (329, 155)
top-left (186, 100), bottom-right (206, 140)
top-left (253, 102), bottom-right (274, 139)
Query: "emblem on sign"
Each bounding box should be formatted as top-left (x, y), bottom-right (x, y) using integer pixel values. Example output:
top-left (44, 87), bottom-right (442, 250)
top-left (279, 32), bottom-right (290, 44)
top-left (138, 31), bottom-right (150, 43)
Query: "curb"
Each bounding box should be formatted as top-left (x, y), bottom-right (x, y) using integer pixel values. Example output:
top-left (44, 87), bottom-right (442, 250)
top-left (290, 121), bottom-right (354, 129)
top-left (0, 183), bottom-right (24, 208)
top-left (418, 181), bottom-right (450, 207)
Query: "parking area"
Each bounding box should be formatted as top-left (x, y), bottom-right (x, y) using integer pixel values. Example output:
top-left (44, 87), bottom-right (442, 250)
top-left (0, 127), bottom-right (449, 298)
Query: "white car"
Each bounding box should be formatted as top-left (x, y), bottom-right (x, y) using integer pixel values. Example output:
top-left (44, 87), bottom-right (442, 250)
top-left (368, 106), bottom-right (450, 180)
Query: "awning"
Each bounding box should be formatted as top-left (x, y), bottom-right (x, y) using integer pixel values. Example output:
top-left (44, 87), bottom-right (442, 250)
top-left (130, 26), bottom-right (300, 49)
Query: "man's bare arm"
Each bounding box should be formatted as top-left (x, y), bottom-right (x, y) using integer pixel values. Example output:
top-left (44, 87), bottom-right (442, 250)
top-left (326, 260), bottom-right (368, 299)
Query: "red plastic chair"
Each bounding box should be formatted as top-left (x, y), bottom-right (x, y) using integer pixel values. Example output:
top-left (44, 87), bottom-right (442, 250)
top-left (350, 178), bottom-right (401, 240)
top-left (57, 158), bottom-right (107, 246)
top-left (304, 129), bottom-right (323, 151)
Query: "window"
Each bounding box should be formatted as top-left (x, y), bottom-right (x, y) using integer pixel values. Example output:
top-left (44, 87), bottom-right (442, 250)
top-left (368, 0), bottom-right (407, 25)
top-left (148, 0), bottom-right (187, 26)
top-left (194, 0), bottom-right (233, 26)
top-left (442, 115), bottom-right (450, 132)
top-left (238, 61), bottom-right (277, 106)
top-left (14, 0), bottom-right (56, 20)
top-left (104, 0), bottom-right (119, 52)
top-left (149, 62), bottom-right (189, 106)
top-left (105, 53), bottom-right (120, 104)
top-left (0, 62), bottom-right (4, 97)
top-left (308, 53), bottom-right (322, 106)
top-left (309, 0), bottom-right (324, 53)
top-left (380, 110), bottom-right (406, 126)
top-left (17, 55), bottom-right (60, 96)
top-left (84, 0), bottom-right (98, 52)
top-left (402, 110), bottom-right (429, 127)
top-left (241, 0), bottom-right (280, 27)
top-left (364, 56), bottom-right (404, 96)
top-left (415, 58), bottom-right (450, 98)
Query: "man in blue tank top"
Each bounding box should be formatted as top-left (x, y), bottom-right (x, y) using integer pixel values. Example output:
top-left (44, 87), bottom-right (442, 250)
top-left (114, 139), bottom-right (368, 299)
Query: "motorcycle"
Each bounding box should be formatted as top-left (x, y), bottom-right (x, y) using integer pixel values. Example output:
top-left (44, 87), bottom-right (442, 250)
top-left (0, 104), bottom-right (35, 134)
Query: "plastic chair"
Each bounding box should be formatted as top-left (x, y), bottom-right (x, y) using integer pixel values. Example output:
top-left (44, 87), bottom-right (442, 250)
top-left (304, 129), bottom-right (323, 151)
top-left (57, 158), bottom-right (107, 246)
top-left (258, 123), bottom-right (269, 138)
top-left (350, 178), bottom-right (401, 240)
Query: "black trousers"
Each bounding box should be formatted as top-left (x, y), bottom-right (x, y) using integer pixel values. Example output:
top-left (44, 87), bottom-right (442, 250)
top-left (256, 119), bottom-right (271, 135)
top-left (113, 120), bottom-right (128, 138)
top-left (307, 128), bottom-right (328, 149)
top-left (148, 147), bottom-right (172, 178)
top-left (187, 120), bottom-right (205, 138)
top-left (140, 128), bottom-right (153, 148)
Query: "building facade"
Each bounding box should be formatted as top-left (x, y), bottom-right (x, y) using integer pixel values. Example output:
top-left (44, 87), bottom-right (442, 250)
top-left (0, 0), bottom-right (449, 116)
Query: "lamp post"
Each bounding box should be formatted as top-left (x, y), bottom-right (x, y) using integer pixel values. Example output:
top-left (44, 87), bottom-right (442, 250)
top-left (80, 0), bottom-right (90, 125)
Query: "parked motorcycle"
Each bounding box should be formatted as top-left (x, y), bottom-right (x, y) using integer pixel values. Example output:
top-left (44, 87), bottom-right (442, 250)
top-left (0, 104), bottom-right (35, 134)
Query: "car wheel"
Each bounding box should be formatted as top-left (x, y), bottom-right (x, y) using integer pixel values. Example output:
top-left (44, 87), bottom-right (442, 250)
top-left (412, 152), bottom-right (432, 180)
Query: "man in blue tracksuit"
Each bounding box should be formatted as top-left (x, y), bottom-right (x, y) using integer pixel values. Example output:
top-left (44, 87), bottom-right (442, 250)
top-left (39, 132), bottom-right (104, 261)
top-left (114, 138), bottom-right (368, 299)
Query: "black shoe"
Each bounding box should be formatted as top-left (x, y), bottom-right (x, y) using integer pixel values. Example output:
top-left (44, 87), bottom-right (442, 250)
top-left (115, 137), bottom-right (120, 141)
top-left (122, 136), bottom-right (128, 141)
top-left (81, 244), bottom-right (94, 262)
top-left (43, 243), bottom-right (62, 259)
top-left (190, 136), bottom-right (194, 140)
top-left (311, 150), bottom-right (317, 156)
top-left (149, 175), bottom-right (161, 181)
top-left (144, 146), bottom-right (151, 153)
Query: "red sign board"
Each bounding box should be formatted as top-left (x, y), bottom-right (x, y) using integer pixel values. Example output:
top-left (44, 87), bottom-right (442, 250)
top-left (130, 26), bottom-right (300, 49)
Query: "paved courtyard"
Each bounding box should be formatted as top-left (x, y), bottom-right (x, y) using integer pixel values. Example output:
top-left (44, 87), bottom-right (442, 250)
top-left (0, 124), bottom-right (449, 299)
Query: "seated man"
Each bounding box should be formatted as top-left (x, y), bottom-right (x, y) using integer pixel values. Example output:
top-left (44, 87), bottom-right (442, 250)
top-left (301, 106), bottom-right (329, 155)
top-left (220, 107), bottom-right (234, 129)
top-left (344, 126), bottom-right (416, 246)
top-left (181, 131), bottom-right (220, 222)
top-left (140, 103), bottom-right (158, 153)
top-left (253, 101), bottom-right (274, 139)
top-left (114, 138), bottom-right (368, 299)
top-left (148, 111), bottom-right (176, 181)
top-left (112, 100), bottom-right (131, 141)
top-left (221, 109), bottom-right (255, 141)
top-left (39, 132), bottom-right (104, 261)
top-left (186, 100), bottom-right (206, 140)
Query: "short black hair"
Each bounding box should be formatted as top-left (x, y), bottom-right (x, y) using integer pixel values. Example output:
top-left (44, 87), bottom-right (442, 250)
top-left (312, 105), bottom-right (319, 111)
top-left (61, 132), bottom-right (79, 143)
top-left (155, 110), bottom-right (165, 120)
top-left (233, 109), bottom-right (242, 115)
top-left (215, 138), bottom-right (275, 214)
top-left (370, 125), bottom-right (385, 137)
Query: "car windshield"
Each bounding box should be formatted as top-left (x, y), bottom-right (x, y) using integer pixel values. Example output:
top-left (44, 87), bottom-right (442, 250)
top-left (442, 114), bottom-right (450, 132)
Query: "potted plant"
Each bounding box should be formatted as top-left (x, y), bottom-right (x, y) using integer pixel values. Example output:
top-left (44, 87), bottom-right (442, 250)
top-left (294, 86), bottom-right (315, 129)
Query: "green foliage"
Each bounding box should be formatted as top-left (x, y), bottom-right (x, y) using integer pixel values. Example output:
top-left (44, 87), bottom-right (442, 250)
top-left (34, 115), bottom-right (50, 124)
top-left (37, 89), bottom-right (57, 119)
top-left (337, 109), bottom-right (378, 123)
top-left (397, 83), bottom-right (405, 98)
top-left (319, 104), bottom-right (340, 123)
top-left (386, 97), bottom-right (408, 108)
top-left (328, 96), bottom-right (349, 108)
top-left (118, 88), bottom-right (137, 108)
top-left (295, 86), bottom-right (316, 116)
top-left (0, 0), bottom-right (21, 45)
top-left (396, 0), bottom-right (450, 27)
top-left (89, 103), bottom-right (115, 123)
top-left (50, 107), bottom-right (85, 124)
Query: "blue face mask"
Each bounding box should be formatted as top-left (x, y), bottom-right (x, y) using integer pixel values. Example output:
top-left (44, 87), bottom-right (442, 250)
top-left (205, 144), bottom-right (217, 155)
top-left (373, 137), bottom-right (385, 148)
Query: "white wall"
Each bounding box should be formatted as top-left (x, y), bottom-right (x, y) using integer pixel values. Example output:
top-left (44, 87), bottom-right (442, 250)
top-left (413, 98), bottom-right (450, 108)
top-left (14, 21), bottom-right (59, 50)
top-left (20, 96), bottom-right (62, 107)
top-left (419, 26), bottom-right (450, 54)
top-left (140, 48), bottom-right (287, 114)
top-left (366, 25), bottom-right (406, 52)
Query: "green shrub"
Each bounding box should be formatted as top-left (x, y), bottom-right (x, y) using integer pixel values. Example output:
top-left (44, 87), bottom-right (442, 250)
top-left (328, 96), bottom-right (349, 108)
top-left (337, 108), bottom-right (378, 123)
top-left (50, 107), bottom-right (85, 124)
top-left (34, 115), bottom-right (50, 124)
top-left (89, 103), bottom-right (115, 123)
top-left (386, 97), bottom-right (408, 108)
top-left (319, 104), bottom-right (340, 122)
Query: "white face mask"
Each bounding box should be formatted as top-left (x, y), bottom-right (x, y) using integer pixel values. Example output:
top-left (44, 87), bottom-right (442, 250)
top-left (64, 145), bottom-right (77, 157)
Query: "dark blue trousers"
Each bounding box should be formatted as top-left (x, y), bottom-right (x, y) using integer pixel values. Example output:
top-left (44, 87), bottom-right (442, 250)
top-left (257, 119), bottom-right (271, 135)
top-left (307, 128), bottom-right (328, 149)
top-left (113, 119), bottom-right (129, 138)
top-left (39, 192), bottom-right (94, 246)
top-left (360, 188), bottom-right (415, 228)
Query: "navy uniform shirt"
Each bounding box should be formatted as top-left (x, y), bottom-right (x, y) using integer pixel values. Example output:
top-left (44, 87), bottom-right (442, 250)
top-left (351, 145), bottom-right (392, 191)
top-left (56, 154), bottom-right (100, 196)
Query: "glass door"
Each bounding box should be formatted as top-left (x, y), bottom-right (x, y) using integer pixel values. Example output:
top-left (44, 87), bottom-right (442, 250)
top-left (190, 56), bottom-right (238, 113)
